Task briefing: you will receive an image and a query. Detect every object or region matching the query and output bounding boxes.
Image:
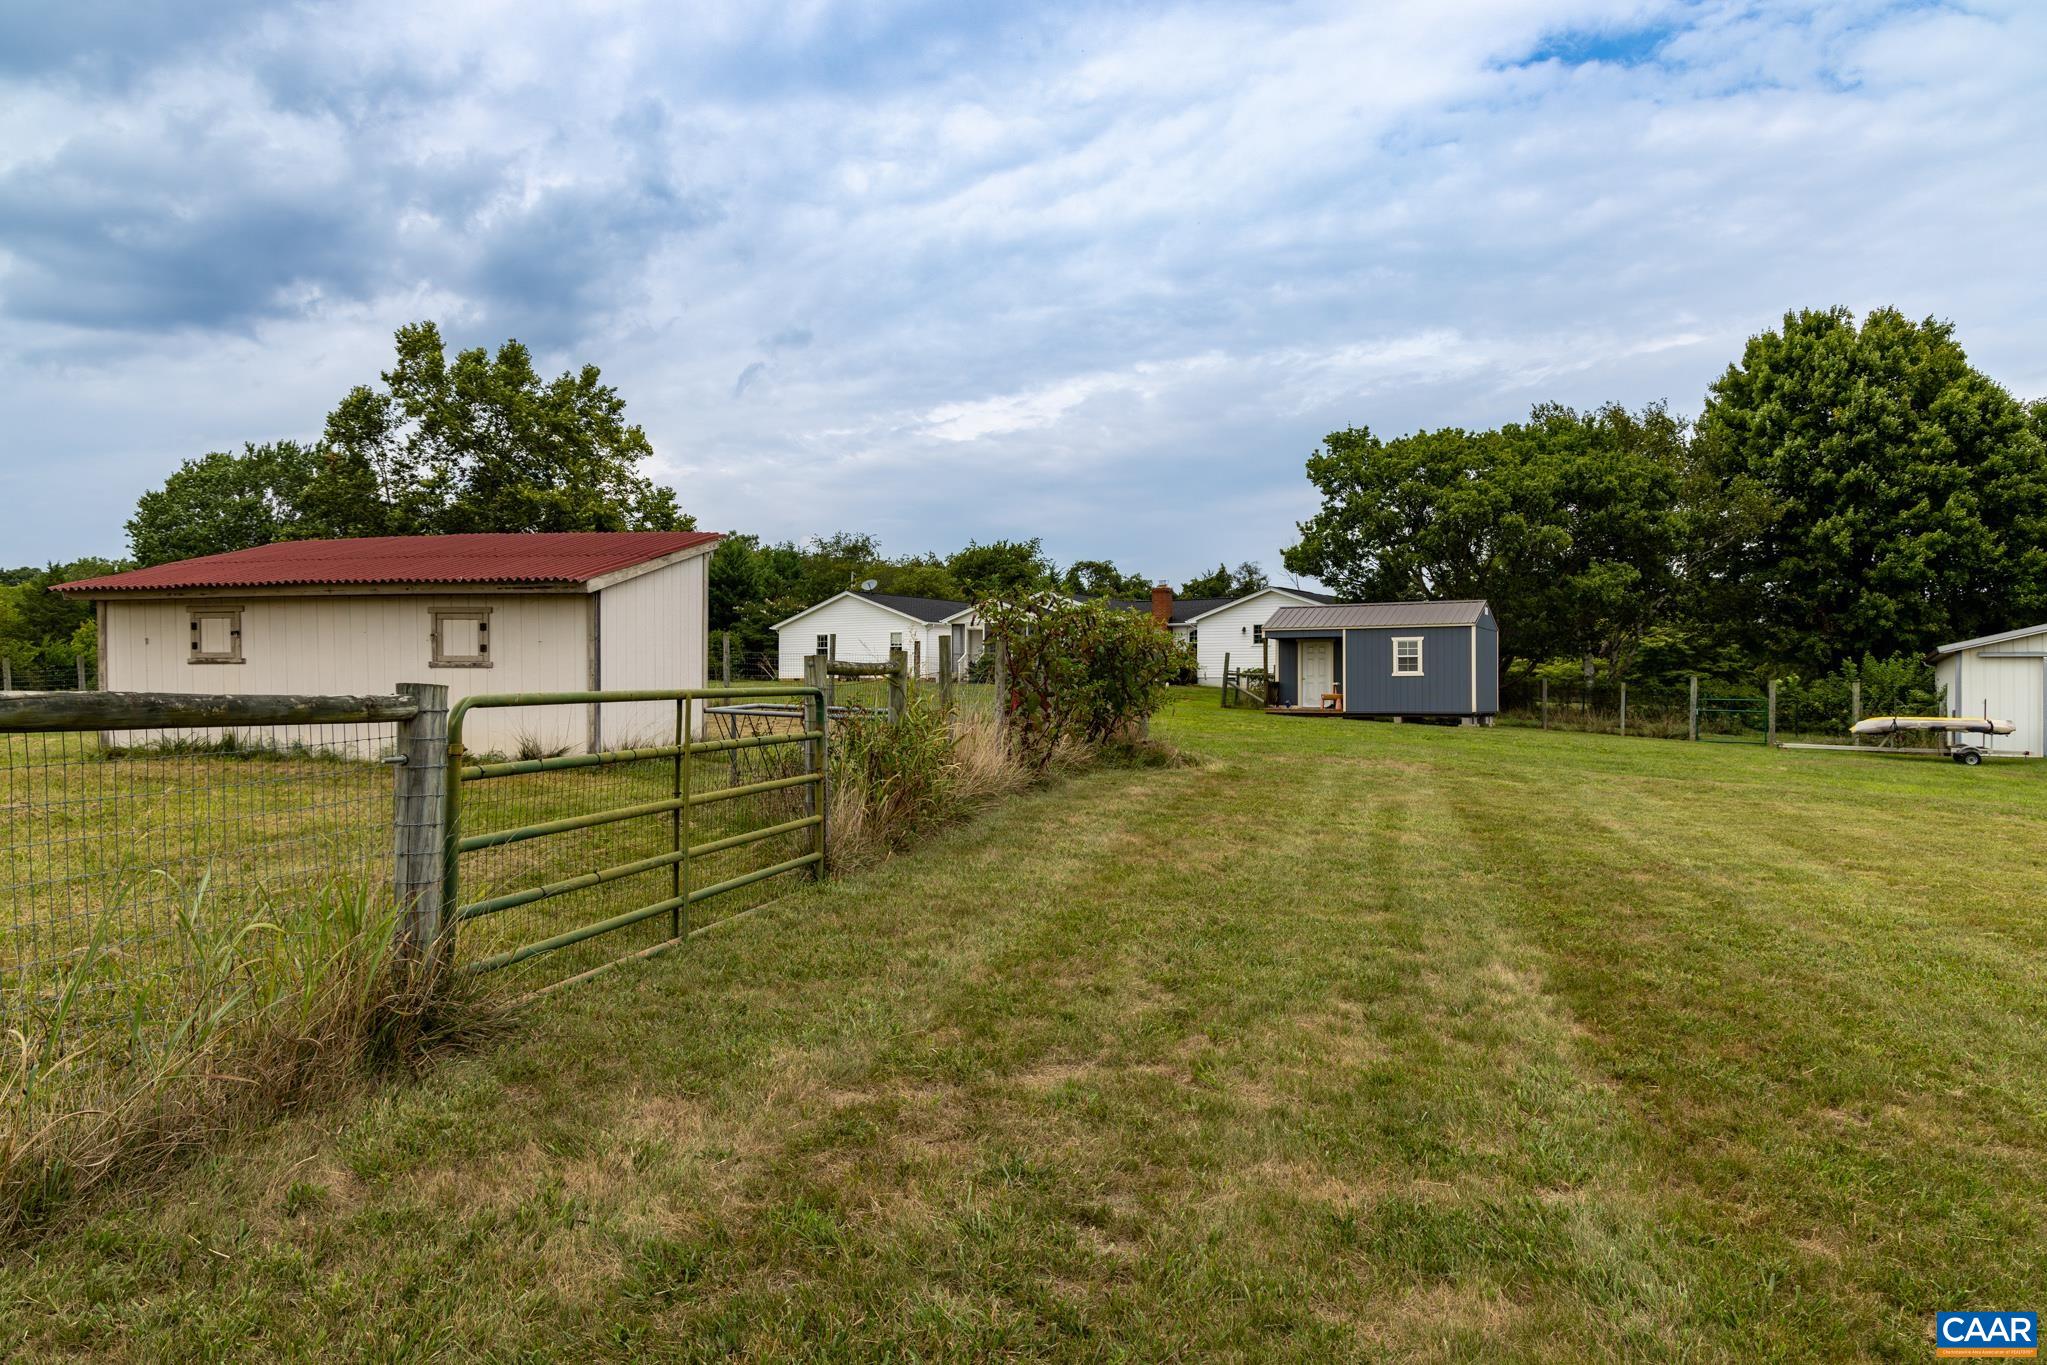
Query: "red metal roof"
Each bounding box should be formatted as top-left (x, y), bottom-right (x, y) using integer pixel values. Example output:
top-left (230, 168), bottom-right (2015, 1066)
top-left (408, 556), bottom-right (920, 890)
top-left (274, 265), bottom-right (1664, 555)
top-left (56, 532), bottom-right (724, 593)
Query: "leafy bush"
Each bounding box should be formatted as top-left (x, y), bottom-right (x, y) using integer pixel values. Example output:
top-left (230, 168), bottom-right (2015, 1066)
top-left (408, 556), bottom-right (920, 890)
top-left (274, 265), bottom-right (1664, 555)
top-left (1775, 654), bottom-right (1943, 735)
top-left (979, 595), bottom-right (1189, 768)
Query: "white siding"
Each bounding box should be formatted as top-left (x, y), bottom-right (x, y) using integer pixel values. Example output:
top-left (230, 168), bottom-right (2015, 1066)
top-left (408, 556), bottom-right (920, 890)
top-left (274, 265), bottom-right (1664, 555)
top-left (597, 554), bottom-right (708, 744)
top-left (102, 593), bottom-right (592, 756)
top-left (1941, 635), bottom-right (2047, 757)
top-left (775, 597), bottom-right (928, 678)
top-left (1179, 590), bottom-right (1322, 683)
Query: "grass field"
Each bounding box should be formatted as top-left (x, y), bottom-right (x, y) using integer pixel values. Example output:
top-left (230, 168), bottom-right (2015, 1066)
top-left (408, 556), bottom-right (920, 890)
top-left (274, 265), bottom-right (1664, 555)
top-left (5, 693), bottom-right (2044, 1360)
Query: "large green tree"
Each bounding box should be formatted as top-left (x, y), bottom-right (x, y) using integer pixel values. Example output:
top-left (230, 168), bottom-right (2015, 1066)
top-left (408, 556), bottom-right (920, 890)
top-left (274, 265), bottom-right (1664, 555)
top-left (1282, 406), bottom-right (1717, 676)
top-left (1179, 562), bottom-right (1267, 599)
top-left (947, 538), bottom-right (1056, 600)
top-left (127, 442), bottom-right (319, 566)
top-left (1698, 307), bottom-right (2047, 669)
top-left (125, 322), bottom-right (689, 563)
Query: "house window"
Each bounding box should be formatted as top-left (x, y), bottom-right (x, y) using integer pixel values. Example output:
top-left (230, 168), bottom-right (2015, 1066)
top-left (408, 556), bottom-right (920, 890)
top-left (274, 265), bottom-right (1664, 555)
top-left (431, 610), bottom-right (492, 668)
top-left (889, 631), bottom-right (903, 650)
top-left (1393, 637), bottom-right (1423, 675)
top-left (1252, 624), bottom-right (1263, 644)
top-left (1187, 628), bottom-right (1199, 649)
top-left (815, 633), bottom-right (830, 659)
top-left (188, 608), bottom-right (243, 664)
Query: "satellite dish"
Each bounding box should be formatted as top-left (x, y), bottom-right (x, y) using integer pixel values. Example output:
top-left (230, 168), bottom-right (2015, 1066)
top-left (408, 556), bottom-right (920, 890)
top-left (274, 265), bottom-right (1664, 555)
top-left (859, 578), bottom-right (879, 592)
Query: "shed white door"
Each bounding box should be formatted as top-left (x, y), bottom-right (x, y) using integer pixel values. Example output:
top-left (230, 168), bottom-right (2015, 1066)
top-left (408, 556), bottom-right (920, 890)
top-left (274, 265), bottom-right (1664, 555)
top-left (1299, 640), bottom-right (1334, 705)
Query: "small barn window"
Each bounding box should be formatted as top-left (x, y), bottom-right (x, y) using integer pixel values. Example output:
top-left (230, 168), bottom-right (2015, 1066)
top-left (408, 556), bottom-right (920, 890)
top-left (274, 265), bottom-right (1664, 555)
top-left (188, 608), bottom-right (243, 664)
top-left (431, 610), bottom-right (492, 668)
top-left (889, 631), bottom-right (903, 650)
top-left (1393, 637), bottom-right (1423, 675)
top-left (1252, 624), bottom-right (1263, 644)
top-left (815, 633), bottom-right (830, 659)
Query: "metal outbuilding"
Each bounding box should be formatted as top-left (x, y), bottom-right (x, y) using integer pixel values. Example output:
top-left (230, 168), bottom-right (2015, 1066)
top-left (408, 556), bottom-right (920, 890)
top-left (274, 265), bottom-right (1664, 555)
top-left (1930, 623), bottom-right (2047, 758)
top-left (1262, 600), bottom-right (1498, 721)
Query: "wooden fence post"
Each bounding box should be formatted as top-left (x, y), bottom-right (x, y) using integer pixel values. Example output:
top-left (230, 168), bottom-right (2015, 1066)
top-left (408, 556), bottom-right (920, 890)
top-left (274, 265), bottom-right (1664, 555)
top-left (1619, 682), bottom-right (1627, 737)
top-left (1222, 652), bottom-right (1231, 708)
top-left (76, 656), bottom-right (88, 690)
top-left (823, 638), bottom-right (837, 709)
top-left (1850, 679), bottom-right (1861, 746)
top-left (1540, 678), bottom-right (1549, 730)
top-left (992, 640), bottom-right (1008, 738)
top-left (722, 631), bottom-right (732, 685)
top-left (937, 636), bottom-right (954, 716)
top-left (391, 682), bottom-right (450, 958)
top-left (2, 656), bottom-right (11, 692)
top-left (1766, 679), bottom-right (1778, 747)
top-left (888, 647), bottom-right (908, 720)
top-left (1688, 675), bottom-right (1699, 742)
top-left (912, 639), bottom-right (922, 683)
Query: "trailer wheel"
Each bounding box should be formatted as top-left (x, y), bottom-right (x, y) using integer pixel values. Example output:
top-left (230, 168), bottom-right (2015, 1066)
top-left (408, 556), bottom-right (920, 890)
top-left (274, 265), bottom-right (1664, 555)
top-left (1957, 748), bottom-right (1983, 766)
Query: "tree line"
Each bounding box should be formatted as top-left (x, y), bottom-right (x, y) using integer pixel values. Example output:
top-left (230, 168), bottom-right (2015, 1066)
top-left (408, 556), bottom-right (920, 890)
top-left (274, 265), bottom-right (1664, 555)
top-left (707, 532), bottom-right (1269, 659)
top-left (1283, 307), bottom-right (2047, 686)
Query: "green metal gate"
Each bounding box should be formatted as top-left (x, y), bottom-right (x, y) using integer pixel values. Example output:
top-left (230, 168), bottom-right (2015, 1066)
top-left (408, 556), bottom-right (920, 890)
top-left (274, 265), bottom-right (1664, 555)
top-left (442, 687), bottom-right (826, 991)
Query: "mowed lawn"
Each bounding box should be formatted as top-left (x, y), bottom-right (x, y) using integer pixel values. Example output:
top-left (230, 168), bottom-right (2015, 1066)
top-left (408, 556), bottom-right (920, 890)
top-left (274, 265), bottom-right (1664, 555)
top-left (7, 695), bottom-right (2046, 1360)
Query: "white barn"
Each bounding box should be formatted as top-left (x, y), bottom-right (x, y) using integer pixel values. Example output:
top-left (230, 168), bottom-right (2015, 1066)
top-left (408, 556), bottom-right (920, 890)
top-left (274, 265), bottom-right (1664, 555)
top-left (1931, 623), bottom-right (2047, 758)
top-left (57, 531), bottom-right (723, 756)
top-left (774, 591), bottom-right (982, 679)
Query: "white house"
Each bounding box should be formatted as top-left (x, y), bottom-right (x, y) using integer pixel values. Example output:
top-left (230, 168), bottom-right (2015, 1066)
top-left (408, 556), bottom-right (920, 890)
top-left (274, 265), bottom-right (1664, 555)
top-left (1162, 585), bottom-right (1339, 683)
top-left (770, 582), bottom-right (1333, 684)
top-left (56, 531), bottom-right (723, 756)
top-left (1931, 623), bottom-right (2047, 757)
top-left (774, 590), bottom-right (982, 679)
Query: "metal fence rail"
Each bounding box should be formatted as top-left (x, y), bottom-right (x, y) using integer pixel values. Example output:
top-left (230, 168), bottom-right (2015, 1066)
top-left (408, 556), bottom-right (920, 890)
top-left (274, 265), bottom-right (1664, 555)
top-left (442, 686), bottom-right (827, 993)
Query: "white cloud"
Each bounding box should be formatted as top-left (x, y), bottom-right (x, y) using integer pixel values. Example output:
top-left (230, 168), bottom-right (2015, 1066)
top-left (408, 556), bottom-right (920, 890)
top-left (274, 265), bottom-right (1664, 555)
top-left (1, 0), bottom-right (2043, 583)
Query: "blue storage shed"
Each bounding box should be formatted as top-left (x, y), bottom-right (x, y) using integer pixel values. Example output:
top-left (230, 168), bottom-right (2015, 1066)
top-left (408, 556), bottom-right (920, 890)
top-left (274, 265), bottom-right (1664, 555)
top-left (1263, 600), bottom-right (1497, 721)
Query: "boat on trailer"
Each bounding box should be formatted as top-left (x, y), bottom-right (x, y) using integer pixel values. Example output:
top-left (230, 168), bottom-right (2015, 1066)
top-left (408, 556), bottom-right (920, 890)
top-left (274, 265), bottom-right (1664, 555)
top-left (1784, 715), bottom-right (2025, 765)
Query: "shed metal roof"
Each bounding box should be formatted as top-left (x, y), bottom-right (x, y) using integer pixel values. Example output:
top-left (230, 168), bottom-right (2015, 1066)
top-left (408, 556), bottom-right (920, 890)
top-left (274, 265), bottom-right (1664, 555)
top-left (55, 532), bottom-right (723, 594)
top-left (1265, 600), bottom-right (1489, 631)
top-left (1932, 622), bottom-right (2047, 655)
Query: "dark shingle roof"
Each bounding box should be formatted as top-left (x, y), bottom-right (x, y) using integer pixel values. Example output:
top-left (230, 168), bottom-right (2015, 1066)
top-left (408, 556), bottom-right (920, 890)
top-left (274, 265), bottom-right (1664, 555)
top-left (854, 591), bottom-right (970, 622)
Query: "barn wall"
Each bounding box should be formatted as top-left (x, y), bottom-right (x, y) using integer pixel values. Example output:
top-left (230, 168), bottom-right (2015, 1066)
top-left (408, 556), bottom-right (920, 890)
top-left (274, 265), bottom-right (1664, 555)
top-left (597, 554), bottom-right (709, 744)
top-left (1945, 643), bottom-right (2047, 756)
top-left (101, 593), bottom-right (592, 755)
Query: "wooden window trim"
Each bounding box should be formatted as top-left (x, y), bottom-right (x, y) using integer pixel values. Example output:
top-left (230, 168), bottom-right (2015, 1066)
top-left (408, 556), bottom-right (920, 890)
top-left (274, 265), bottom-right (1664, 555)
top-left (431, 608), bottom-right (494, 669)
top-left (188, 607), bottom-right (244, 665)
top-left (1392, 636), bottom-right (1424, 676)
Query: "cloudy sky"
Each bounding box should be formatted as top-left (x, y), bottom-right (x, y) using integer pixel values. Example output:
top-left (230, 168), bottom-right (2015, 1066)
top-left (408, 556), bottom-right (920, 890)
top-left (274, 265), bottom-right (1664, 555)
top-left (1, 1), bottom-right (2042, 581)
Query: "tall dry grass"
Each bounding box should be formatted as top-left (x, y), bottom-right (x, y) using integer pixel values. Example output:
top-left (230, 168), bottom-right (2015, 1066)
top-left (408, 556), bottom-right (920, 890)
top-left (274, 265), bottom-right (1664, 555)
top-left (825, 704), bottom-right (1174, 872)
top-left (1, 879), bottom-right (495, 1239)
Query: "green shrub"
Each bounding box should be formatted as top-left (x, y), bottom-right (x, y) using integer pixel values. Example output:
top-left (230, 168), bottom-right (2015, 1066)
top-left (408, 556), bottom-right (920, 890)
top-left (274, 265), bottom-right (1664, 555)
top-left (979, 595), bottom-right (1188, 768)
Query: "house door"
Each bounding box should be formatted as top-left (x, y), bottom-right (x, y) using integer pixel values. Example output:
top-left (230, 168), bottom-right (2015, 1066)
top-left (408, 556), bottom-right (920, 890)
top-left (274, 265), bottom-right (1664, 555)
top-left (1299, 640), bottom-right (1335, 706)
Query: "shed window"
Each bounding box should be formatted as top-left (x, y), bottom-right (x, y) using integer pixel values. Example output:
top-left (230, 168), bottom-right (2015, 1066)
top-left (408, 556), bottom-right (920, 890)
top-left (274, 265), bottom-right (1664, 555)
top-left (188, 608), bottom-right (243, 664)
top-left (1252, 624), bottom-right (1264, 644)
top-left (815, 633), bottom-right (830, 659)
top-left (431, 610), bottom-right (492, 668)
top-left (1392, 637), bottom-right (1423, 675)
top-left (889, 631), bottom-right (903, 650)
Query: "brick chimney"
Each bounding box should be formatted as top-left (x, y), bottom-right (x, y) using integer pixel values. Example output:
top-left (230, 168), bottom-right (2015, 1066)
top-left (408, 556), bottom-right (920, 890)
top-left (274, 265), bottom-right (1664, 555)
top-left (1150, 583), bottom-right (1173, 628)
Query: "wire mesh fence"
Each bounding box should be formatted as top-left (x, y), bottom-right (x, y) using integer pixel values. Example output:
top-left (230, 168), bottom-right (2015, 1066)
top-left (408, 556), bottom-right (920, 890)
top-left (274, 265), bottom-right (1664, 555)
top-left (1, 656), bottom-right (95, 693)
top-left (1499, 679), bottom-right (1701, 739)
top-left (1, 717), bottom-right (397, 1050)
